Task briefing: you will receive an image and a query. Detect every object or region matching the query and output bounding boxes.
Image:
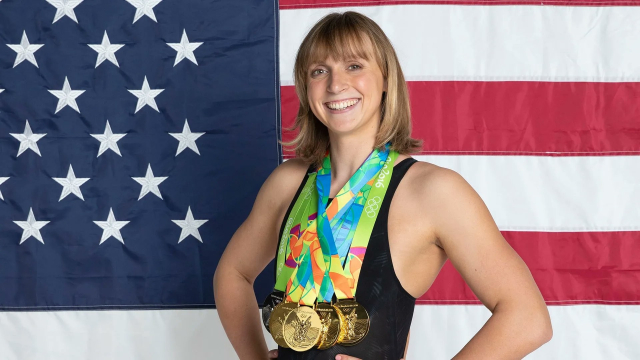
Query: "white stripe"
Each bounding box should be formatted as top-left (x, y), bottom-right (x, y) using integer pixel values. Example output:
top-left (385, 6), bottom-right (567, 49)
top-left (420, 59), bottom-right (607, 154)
top-left (283, 155), bottom-right (640, 232)
top-left (279, 5), bottom-right (640, 85)
top-left (408, 304), bottom-right (640, 359)
top-left (0, 309), bottom-right (269, 360)
top-left (413, 155), bottom-right (640, 232)
top-left (2, 306), bottom-right (637, 359)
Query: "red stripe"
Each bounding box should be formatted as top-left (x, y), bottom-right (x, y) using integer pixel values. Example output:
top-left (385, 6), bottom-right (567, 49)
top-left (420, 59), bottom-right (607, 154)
top-left (281, 82), bottom-right (640, 156)
top-left (280, 0), bottom-right (640, 9)
top-left (417, 231), bottom-right (640, 305)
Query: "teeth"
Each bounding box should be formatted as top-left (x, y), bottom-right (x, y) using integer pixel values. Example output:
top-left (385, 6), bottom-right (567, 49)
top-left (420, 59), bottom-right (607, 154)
top-left (327, 99), bottom-right (358, 110)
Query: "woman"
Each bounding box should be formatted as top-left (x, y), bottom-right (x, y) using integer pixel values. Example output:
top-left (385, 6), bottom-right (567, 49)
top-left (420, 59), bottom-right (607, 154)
top-left (214, 11), bottom-right (552, 360)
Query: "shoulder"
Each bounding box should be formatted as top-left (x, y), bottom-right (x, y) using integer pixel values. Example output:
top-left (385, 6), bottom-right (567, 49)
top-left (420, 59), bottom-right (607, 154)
top-left (401, 159), bottom-right (486, 245)
top-left (258, 157), bottom-right (313, 213)
top-left (400, 158), bottom-right (468, 198)
top-left (273, 157), bottom-right (311, 177)
top-left (402, 158), bottom-right (474, 198)
top-left (271, 157), bottom-right (312, 188)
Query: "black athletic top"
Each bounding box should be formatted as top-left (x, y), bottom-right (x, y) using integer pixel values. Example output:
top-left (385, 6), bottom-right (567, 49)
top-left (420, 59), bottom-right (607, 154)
top-left (274, 157), bottom-right (418, 360)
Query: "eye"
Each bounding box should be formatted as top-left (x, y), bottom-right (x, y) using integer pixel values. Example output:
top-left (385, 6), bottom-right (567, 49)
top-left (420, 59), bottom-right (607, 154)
top-left (311, 69), bottom-right (326, 76)
top-left (348, 64), bottom-right (362, 70)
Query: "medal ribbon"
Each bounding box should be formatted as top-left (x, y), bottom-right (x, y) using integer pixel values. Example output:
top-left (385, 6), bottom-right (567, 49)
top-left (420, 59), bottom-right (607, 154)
top-left (315, 143), bottom-right (397, 301)
top-left (273, 172), bottom-right (318, 292)
top-left (275, 143), bottom-right (397, 305)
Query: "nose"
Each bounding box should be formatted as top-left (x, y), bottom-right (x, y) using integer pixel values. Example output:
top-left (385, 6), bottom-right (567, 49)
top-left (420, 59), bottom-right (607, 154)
top-left (327, 70), bottom-right (348, 94)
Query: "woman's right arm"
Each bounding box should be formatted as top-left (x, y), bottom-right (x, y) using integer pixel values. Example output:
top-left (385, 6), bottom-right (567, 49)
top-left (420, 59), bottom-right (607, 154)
top-left (213, 159), bottom-right (309, 360)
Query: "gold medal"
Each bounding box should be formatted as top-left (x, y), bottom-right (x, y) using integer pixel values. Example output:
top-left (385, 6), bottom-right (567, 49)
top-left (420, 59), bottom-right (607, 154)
top-left (314, 302), bottom-right (345, 350)
top-left (262, 291), bottom-right (284, 333)
top-left (269, 301), bottom-right (298, 348)
top-left (334, 299), bottom-right (370, 346)
top-left (282, 305), bottom-right (322, 351)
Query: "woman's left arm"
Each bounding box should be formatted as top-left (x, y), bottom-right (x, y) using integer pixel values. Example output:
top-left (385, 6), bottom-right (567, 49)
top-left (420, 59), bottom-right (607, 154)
top-left (427, 168), bottom-right (553, 359)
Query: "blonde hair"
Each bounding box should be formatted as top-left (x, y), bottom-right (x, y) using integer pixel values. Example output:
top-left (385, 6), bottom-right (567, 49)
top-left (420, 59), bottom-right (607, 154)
top-left (280, 11), bottom-right (422, 166)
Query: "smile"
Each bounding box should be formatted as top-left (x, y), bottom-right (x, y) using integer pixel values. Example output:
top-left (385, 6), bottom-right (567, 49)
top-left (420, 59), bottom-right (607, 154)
top-left (325, 98), bottom-right (360, 111)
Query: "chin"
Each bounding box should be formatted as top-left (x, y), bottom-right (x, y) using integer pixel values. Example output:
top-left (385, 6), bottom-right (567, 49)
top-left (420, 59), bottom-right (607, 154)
top-left (323, 117), bottom-right (357, 130)
top-left (328, 124), bottom-right (363, 136)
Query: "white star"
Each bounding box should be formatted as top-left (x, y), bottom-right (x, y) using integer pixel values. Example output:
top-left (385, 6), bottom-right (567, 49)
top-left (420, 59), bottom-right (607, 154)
top-left (126, 0), bottom-right (162, 23)
top-left (10, 120), bottom-right (46, 157)
top-left (48, 76), bottom-right (85, 114)
top-left (94, 208), bottom-right (130, 245)
top-left (7, 31), bottom-right (44, 68)
top-left (169, 119), bottom-right (205, 156)
top-left (52, 164), bottom-right (90, 201)
top-left (167, 29), bottom-right (202, 66)
top-left (0, 177), bottom-right (9, 201)
top-left (90, 120), bottom-right (127, 157)
top-left (46, 0), bottom-right (84, 24)
top-left (172, 206), bottom-right (208, 243)
top-left (88, 31), bottom-right (124, 68)
top-left (128, 76), bottom-right (164, 113)
top-left (0, 89), bottom-right (4, 94)
top-left (132, 164), bottom-right (167, 200)
top-left (14, 208), bottom-right (50, 244)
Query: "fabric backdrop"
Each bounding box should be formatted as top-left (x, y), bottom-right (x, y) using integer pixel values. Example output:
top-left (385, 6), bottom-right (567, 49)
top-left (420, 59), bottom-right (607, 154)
top-left (1, 0), bottom-right (639, 359)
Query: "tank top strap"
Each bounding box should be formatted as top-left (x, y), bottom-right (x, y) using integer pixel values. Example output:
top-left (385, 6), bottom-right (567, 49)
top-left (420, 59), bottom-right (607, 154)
top-left (377, 157), bottom-right (418, 232)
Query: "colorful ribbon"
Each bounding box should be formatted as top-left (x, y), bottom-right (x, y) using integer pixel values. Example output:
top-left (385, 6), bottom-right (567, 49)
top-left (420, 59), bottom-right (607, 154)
top-left (276, 143), bottom-right (398, 305)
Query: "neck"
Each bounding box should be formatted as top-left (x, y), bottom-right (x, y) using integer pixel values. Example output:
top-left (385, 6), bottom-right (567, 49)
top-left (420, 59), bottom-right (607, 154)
top-left (327, 133), bottom-right (378, 187)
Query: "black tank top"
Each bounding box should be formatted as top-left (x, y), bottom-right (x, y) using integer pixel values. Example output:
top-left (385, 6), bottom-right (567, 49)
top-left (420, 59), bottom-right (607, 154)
top-left (274, 157), bottom-right (418, 360)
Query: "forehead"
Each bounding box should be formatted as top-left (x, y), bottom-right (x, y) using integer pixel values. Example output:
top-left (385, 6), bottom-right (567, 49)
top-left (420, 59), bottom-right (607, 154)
top-left (306, 30), bottom-right (377, 66)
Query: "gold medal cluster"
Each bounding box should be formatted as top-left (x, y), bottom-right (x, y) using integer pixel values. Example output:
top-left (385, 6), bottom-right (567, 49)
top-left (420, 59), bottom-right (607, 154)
top-left (268, 299), bottom-right (370, 352)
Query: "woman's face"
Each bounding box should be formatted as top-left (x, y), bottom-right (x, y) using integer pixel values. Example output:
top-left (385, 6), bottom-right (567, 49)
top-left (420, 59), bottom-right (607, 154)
top-left (306, 47), bottom-right (386, 138)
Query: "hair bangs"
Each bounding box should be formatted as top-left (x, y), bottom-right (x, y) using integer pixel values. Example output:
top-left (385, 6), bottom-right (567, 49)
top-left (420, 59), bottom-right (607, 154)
top-left (305, 23), bottom-right (375, 70)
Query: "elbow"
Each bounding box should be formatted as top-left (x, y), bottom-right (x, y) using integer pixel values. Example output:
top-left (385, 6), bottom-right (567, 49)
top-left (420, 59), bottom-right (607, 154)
top-left (213, 265), bottom-right (222, 296)
top-left (213, 261), bottom-right (254, 293)
top-left (529, 308), bottom-right (553, 347)
top-left (213, 266), bottom-right (221, 288)
top-left (498, 299), bottom-right (553, 349)
top-left (213, 261), bottom-right (231, 294)
top-left (538, 317), bottom-right (553, 344)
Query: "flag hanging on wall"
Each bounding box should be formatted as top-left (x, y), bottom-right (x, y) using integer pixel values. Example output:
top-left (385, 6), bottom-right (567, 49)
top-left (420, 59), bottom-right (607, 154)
top-left (1, 0), bottom-right (640, 359)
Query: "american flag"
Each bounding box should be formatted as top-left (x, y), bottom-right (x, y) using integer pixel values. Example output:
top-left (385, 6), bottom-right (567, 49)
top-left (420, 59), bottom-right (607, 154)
top-left (0, 0), bottom-right (279, 359)
top-left (2, 0), bottom-right (639, 359)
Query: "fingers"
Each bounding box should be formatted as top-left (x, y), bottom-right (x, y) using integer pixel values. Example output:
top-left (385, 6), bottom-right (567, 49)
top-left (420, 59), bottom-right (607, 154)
top-left (268, 349), bottom-right (278, 359)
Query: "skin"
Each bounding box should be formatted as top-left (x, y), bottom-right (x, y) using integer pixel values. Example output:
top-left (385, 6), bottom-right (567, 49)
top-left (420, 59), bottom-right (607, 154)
top-left (214, 41), bottom-right (553, 360)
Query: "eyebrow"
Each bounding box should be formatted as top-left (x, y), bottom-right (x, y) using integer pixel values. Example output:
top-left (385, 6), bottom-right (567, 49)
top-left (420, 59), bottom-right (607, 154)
top-left (309, 57), bottom-right (365, 67)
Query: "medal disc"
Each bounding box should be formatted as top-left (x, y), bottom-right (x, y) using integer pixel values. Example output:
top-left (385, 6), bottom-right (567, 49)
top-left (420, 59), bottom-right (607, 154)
top-left (283, 305), bottom-right (322, 351)
top-left (269, 301), bottom-right (298, 348)
top-left (262, 291), bottom-right (285, 332)
top-left (315, 302), bottom-right (345, 350)
top-left (334, 299), bottom-right (370, 346)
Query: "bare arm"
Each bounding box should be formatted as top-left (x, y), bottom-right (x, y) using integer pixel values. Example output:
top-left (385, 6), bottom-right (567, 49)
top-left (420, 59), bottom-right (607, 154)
top-left (425, 168), bottom-right (553, 359)
top-left (213, 159), bottom-right (309, 360)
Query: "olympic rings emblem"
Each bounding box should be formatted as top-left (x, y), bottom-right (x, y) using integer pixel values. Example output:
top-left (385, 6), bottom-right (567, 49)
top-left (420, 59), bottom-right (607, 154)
top-left (364, 196), bottom-right (382, 218)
